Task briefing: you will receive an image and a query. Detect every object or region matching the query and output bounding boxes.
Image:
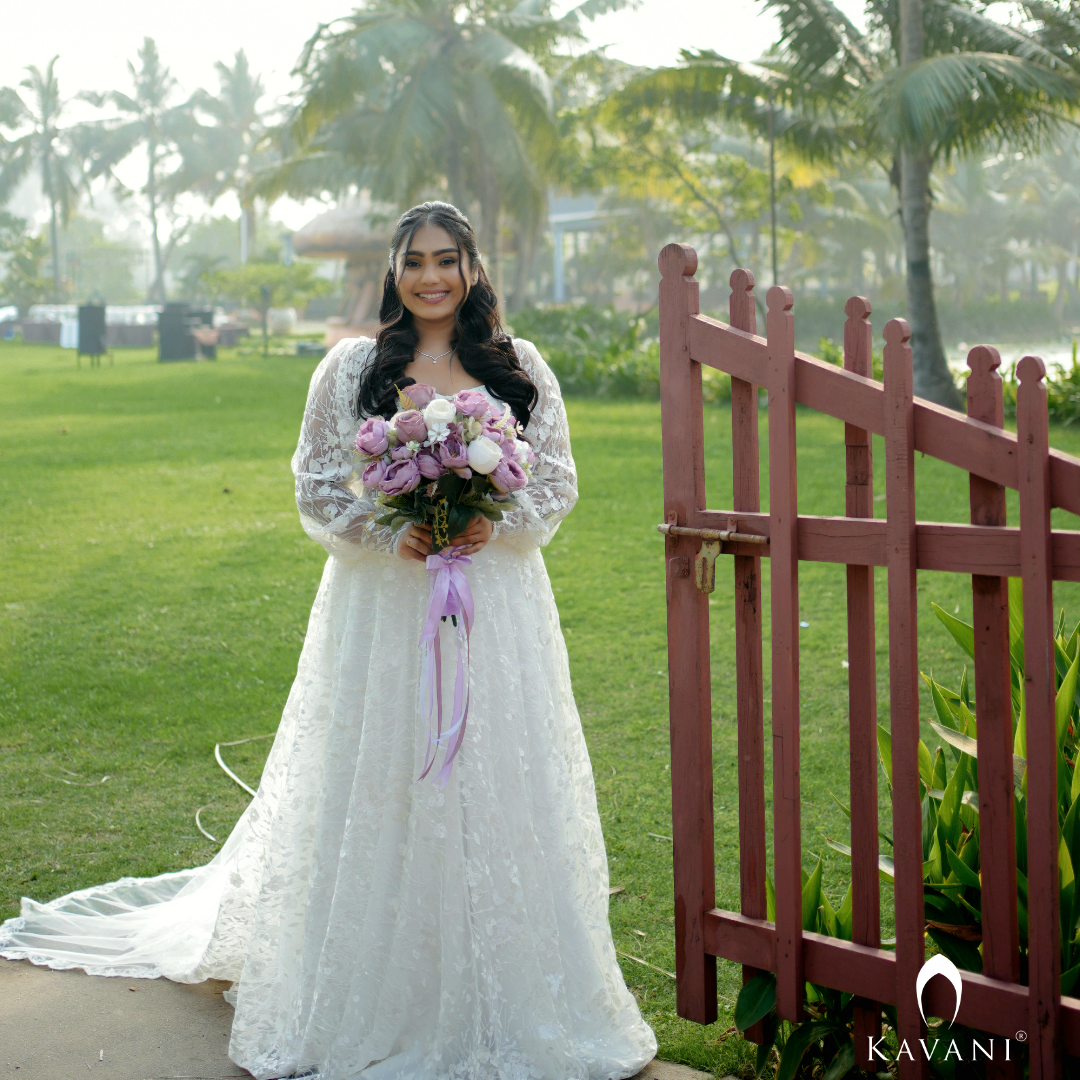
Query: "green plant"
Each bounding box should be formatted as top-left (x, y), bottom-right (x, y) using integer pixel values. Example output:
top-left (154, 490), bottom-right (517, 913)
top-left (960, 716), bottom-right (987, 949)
top-left (734, 864), bottom-right (863, 1080)
top-left (912, 582), bottom-right (1080, 994)
top-left (508, 304), bottom-right (732, 403)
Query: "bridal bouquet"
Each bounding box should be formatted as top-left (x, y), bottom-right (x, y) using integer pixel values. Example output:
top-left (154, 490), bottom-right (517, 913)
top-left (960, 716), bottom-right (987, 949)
top-left (354, 383), bottom-right (534, 553)
top-left (354, 383), bottom-right (535, 787)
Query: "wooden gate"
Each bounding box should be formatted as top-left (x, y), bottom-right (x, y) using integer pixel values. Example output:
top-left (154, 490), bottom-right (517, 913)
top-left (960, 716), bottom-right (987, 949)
top-left (658, 242), bottom-right (1080, 1080)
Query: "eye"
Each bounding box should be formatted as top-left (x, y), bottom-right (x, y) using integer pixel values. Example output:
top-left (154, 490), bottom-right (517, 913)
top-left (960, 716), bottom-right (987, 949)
top-left (441, 257), bottom-right (457, 266)
top-left (404, 259), bottom-right (420, 268)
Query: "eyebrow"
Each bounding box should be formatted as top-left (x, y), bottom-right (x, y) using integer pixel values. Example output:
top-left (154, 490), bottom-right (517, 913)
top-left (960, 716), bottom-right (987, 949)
top-left (404, 248), bottom-right (459, 256)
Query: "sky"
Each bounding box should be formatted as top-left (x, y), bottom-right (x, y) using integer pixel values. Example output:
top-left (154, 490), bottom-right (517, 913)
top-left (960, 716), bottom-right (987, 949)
top-left (0, 0), bottom-right (867, 229)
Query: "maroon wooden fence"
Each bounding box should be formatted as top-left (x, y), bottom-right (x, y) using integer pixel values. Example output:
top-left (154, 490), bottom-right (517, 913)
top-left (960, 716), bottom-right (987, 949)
top-left (658, 243), bottom-right (1080, 1080)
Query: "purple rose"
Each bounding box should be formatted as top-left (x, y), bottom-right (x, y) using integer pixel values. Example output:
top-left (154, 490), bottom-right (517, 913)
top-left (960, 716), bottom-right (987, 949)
top-left (390, 443), bottom-right (415, 461)
top-left (392, 410), bottom-right (428, 444)
top-left (356, 417), bottom-right (390, 456)
top-left (490, 456), bottom-right (528, 493)
top-left (405, 382), bottom-right (437, 409)
top-left (485, 400), bottom-right (506, 420)
top-left (483, 422), bottom-right (516, 454)
top-left (438, 433), bottom-right (469, 470)
top-left (380, 459), bottom-right (421, 495)
top-left (453, 388), bottom-right (490, 418)
top-left (415, 449), bottom-right (443, 480)
top-left (362, 459), bottom-right (388, 489)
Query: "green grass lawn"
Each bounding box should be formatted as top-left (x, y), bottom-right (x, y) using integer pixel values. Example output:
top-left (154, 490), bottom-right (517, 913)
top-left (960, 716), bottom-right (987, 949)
top-left (3, 341), bottom-right (1080, 1076)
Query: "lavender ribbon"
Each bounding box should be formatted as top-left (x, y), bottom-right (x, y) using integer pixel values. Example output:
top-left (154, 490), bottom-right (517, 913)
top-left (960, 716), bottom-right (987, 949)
top-left (418, 548), bottom-right (474, 787)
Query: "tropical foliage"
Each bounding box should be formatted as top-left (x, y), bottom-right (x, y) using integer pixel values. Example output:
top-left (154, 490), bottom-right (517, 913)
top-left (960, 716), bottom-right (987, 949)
top-left (0, 58), bottom-right (91, 301)
top-left (600, 0), bottom-right (1080, 406)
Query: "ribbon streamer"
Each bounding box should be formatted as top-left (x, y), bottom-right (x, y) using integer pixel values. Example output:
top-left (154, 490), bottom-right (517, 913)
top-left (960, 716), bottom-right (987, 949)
top-left (418, 548), bottom-right (474, 787)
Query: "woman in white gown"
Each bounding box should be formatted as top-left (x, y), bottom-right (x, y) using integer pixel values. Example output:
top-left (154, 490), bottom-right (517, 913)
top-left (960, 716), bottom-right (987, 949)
top-left (0, 202), bottom-right (656, 1080)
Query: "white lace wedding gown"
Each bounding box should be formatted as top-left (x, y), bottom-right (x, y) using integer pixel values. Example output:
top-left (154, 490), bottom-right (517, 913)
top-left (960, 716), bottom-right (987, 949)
top-left (0, 337), bottom-right (657, 1080)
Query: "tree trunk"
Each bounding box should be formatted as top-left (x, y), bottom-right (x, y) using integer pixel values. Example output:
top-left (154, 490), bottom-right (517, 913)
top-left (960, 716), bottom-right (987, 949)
top-left (898, 0), bottom-right (961, 408)
top-left (899, 146), bottom-right (960, 407)
top-left (42, 151), bottom-right (61, 303)
top-left (147, 132), bottom-right (166, 304)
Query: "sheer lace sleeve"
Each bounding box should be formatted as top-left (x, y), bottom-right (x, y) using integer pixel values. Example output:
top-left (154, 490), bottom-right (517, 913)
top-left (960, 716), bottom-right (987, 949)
top-left (492, 339), bottom-right (578, 549)
top-left (292, 337), bottom-right (401, 560)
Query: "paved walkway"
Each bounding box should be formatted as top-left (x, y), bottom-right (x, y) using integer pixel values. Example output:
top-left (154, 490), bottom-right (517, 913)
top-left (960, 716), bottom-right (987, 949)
top-left (1, 959), bottom-right (720, 1080)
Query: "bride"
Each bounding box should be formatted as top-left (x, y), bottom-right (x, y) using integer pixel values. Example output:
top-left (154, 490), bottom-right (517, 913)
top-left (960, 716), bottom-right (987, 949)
top-left (0, 201), bottom-right (657, 1080)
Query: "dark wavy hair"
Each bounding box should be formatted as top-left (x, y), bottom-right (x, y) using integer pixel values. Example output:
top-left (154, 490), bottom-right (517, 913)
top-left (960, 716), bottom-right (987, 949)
top-left (357, 201), bottom-right (538, 428)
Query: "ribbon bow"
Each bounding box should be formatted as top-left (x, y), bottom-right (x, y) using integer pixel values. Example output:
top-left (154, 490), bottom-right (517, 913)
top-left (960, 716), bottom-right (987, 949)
top-left (418, 547), bottom-right (474, 787)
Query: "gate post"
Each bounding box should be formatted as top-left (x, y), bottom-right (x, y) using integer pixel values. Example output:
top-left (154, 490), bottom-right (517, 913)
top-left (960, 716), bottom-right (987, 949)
top-left (842, 296), bottom-right (883, 1066)
top-left (729, 270), bottom-right (768, 1044)
top-left (883, 318), bottom-right (928, 1080)
top-left (967, 347), bottom-right (1021, 1080)
top-left (766, 284), bottom-right (804, 1022)
top-left (1017, 356), bottom-right (1061, 1080)
top-left (658, 243), bottom-right (717, 1025)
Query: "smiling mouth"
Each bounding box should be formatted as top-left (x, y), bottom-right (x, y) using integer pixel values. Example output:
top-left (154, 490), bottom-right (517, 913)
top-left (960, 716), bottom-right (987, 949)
top-left (417, 291), bottom-right (450, 303)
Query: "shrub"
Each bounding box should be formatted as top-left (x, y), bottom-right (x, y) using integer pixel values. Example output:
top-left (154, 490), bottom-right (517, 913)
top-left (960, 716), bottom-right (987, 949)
top-left (508, 304), bottom-right (731, 403)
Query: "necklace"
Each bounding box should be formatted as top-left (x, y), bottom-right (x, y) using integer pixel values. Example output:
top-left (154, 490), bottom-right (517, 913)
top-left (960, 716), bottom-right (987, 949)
top-left (416, 347), bottom-right (454, 365)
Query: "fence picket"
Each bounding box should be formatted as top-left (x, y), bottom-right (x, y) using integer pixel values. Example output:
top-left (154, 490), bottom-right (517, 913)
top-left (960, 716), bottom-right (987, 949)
top-left (1017, 355), bottom-right (1061, 1080)
top-left (658, 243), bottom-right (717, 1025)
top-left (766, 284), bottom-right (804, 1021)
top-left (966, 345), bottom-right (1021, 1080)
top-left (883, 318), bottom-right (928, 1080)
top-left (842, 296), bottom-right (882, 1067)
top-left (729, 269), bottom-right (768, 1044)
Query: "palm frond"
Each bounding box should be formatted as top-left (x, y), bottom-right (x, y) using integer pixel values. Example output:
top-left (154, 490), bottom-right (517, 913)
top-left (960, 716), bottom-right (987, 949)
top-left (863, 50), bottom-right (1080, 151)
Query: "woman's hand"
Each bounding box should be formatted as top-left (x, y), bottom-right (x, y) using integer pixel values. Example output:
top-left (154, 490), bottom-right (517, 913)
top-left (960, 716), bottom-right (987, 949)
top-left (450, 515), bottom-right (494, 556)
top-left (398, 522), bottom-right (433, 561)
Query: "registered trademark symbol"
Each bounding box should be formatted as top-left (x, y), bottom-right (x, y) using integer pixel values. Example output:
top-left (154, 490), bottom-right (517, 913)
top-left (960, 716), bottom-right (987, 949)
top-left (1016, 1031), bottom-right (1028, 1042)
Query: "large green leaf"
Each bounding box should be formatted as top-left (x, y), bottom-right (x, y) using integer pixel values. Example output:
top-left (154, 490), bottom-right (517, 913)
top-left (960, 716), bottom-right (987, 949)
top-left (734, 971), bottom-right (776, 1032)
top-left (822, 1039), bottom-right (855, 1080)
top-left (825, 839), bottom-right (895, 884)
top-left (946, 843), bottom-right (982, 890)
top-left (776, 1021), bottom-right (844, 1080)
top-left (877, 724), bottom-right (893, 789)
top-left (1057, 644), bottom-right (1080, 749)
top-left (931, 603), bottom-right (975, 660)
top-left (1009, 577), bottom-right (1026, 674)
top-left (803, 858), bottom-right (823, 931)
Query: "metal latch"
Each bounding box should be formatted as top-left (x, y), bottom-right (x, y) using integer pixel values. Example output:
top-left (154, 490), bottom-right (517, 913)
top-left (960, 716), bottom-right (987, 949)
top-left (695, 540), bottom-right (721, 593)
top-left (657, 517), bottom-right (768, 595)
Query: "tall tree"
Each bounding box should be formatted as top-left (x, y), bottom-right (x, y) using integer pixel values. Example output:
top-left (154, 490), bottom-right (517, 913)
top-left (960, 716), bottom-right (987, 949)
top-left (179, 50), bottom-right (270, 262)
top-left (0, 58), bottom-right (88, 300)
top-left (255, 0), bottom-right (618, 294)
top-left (83, 38), bottom-right (196, 303)
top-left (610, 0), bottom-right (1080, 406)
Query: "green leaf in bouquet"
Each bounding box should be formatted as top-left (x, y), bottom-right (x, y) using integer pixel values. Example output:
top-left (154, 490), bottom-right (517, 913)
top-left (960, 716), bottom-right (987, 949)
top-left (446, 502), bottom-right (473, 543)
top-left (475, 504), bottom-right (506, 523)
top-left (437, 472), bottom-right (467, 502)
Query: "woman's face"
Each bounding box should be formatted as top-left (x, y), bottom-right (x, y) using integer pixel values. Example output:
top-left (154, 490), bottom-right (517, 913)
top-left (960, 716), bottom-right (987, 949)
top-left (395, 223), bottom-right (477, 325)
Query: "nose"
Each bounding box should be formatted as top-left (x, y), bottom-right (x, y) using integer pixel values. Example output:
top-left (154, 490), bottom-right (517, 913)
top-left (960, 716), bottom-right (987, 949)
top-left (420, 260), bottom-right (442, 285)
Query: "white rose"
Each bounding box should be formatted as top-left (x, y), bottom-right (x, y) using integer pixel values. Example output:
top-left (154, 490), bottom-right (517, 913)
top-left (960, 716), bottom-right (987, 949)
top-left (423, 398), bottom-right (458, 427)
top-left (467, 435), bottom-right (503, 475)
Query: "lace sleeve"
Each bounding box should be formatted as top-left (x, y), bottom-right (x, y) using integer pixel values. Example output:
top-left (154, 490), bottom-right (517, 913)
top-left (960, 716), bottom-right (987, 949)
top-left (492, 339), bottom-right (578, 550)
top-left (292, 338), bottom-right (401, 559)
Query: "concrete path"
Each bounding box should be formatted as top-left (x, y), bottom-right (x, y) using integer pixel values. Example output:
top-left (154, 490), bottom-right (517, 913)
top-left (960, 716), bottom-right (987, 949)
top-left (0, 959), bottom-right (721, 1080)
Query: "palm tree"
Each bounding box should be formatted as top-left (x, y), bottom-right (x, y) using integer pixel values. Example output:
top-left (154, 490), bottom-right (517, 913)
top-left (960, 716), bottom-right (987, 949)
top-left (179, 51), bottom-right (271, 263)
top-left (0, 58), bottom-right (88, 301)
top-left (254, 0), bottom-right (609, 293)
top-left (611, 0), bottom-right (1080, 406)
top-left (82, 38), bottom-right (196, 303)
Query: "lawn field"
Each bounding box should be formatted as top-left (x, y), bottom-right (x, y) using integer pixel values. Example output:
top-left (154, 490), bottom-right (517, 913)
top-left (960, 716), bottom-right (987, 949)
top-left (3, 340), bottom-right (1080, 1076)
